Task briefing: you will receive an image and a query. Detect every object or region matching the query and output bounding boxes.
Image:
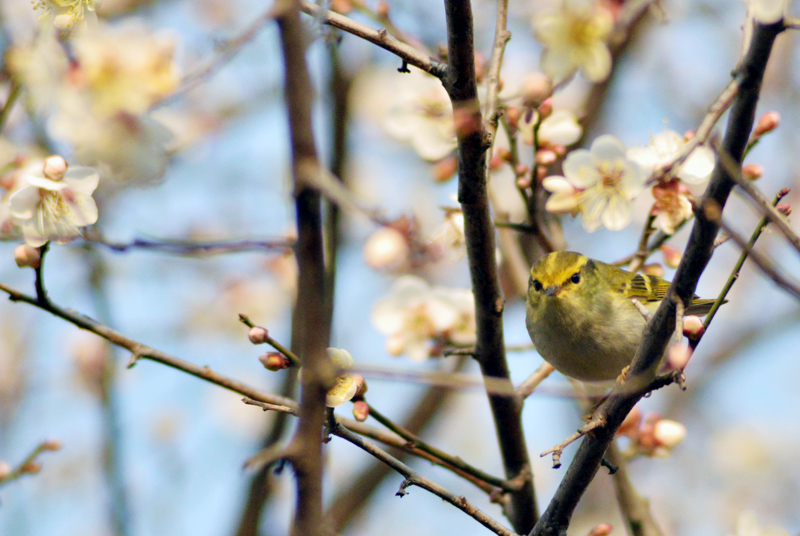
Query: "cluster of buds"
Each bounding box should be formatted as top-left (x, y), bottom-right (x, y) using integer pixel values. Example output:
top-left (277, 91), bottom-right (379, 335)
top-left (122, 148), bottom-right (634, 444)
top-left (617, 407), bottom-right (687, 458)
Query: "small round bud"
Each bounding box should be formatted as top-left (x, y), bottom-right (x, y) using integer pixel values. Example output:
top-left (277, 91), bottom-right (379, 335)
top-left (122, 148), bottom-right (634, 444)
top-left (516, 176), bottom-right (532, 189)
top-left (683, 130), bottom-right (696, 141)
top-left (14, 245), bottom-right (41, 269)
top-left (21, 462), bottom-right (41, 475)
top-left (653, 419), bottom-right (687, 448)
top-left (376, 0), bottom-right (389, 18)
top-left (536, 166), bottom-right (547, 181)
top-left (549, 144), bottom-right (567, 157)
top-left (43, 155), bottom-right (68, 181)
top-left (330, 0), bottom-right (354, 13)
top-left (520, 73), bottom-right (552, 107)
top-left (248, 326), bottom-right (269, 344)
top-left (352, 400), bottom-right (369, 422)
top-left (534, 149), bottom-right (557, 166)
top-left (588, 524), bottom-right (614, 536)
top-left (667, 343), bottom-right (693, 371)
top-left (352, 374), bottom-right (368, 399)
top-left (742, 164), bottom-right (763, 181)
top-left (42, 439), bottom-right (62, 451)
top-left (660, 245), bottom-right (682, 269)
top-left (0, 461), bottom-right (10, 480)
top-left (682, 316), bottom-right (705, 340)
top-left (537, 98), bottom-right (553, 119)
top-left (642, 263), bottom-right (664, 277)
top-left (753, 111), bottom-right (780, 136)
top-left (617, 406), bottom-right (642, 438)
top-left (0, 174), bottom-right (14, 191)
top-left (258, 352), bottom-right (291, 371)
top-left (386, 335), bottom-right (404, 356)
top-left (514, 164), bottom-right (529, 177)
top-left (489, 154), bottom-right (505, 171)
top-left (432, 155), bottom-right (459, 182)
top-left (494, 147), bottom-right (511, 163)
top-left (505, 106), bottom-right (521, 129)
top-left (363, 227), bottom-right (410, 271)
top-left (777, 203), bottom-right (792, 217)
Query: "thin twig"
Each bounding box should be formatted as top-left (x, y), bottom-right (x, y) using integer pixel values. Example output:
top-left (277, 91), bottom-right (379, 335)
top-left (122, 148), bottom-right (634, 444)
top-left (606, 443), bottom-right (665, 536)
top-left (0, 281), bottom-right (299, 409)
top-left (238, 314), bottom-right (302, 367)
top-left (332, 423), bottom-right (518, 536)
top-left (0, 82), bottom-right (21, 134)
top-left (81, 230), bottom-right (294, 256)
top-left (368, 404), bottom-right (518, 491)
top-left (691, 189), bottom-right (789, 350)
top-left (515, 362), bottom-right (554, 400)
top-left (0, 440), bottom-right (60, 488)
top-left (298, 0), bottom-right (447, 78)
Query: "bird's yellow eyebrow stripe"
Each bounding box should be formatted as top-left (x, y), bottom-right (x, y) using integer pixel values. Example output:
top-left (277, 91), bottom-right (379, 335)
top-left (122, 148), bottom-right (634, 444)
top-left (532, 252), bottom-right (590, 287)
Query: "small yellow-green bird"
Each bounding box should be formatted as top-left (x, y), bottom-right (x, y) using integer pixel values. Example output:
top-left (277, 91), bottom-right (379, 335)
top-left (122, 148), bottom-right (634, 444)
top-left (525, 251), bottom-right (716, 382)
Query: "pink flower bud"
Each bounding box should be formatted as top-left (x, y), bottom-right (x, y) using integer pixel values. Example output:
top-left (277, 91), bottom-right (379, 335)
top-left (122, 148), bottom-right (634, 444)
top-left (432, 156), bottom-right (459, 182)
top-left (352, 374), bottom-right (368, 399)
top-left (376, 0), bottom-right (389, 17)
top-left (505, 106), bottom-right (521, 129)
top-left (588, 524), bottom-right (614, 536)
top-left (516, 176), bottom-right (532, 189)
top-left (653, 419), bottom-right (687, 448)
top-left (660, 245), bottom-right (682, 269)
top-left (515, 164), bottom-right (529, 177)
top-left (0, 461), bottom-right (10, 479)
top-left (352, 400), bottom-right (369, 422)
top-left (682, 316), bottom-right (705, 340)
top-left (742, 164), bottom-right (763, 181)
top-left (777, 203), bottom-right (792, 217)
top-left (617, 406), bottom-right (642, 438)
top-left (537, 98), bottom-right (553, 119)
top-left (642, 263), bottom-right (664, 277)
top-left (14, 245), bottom-right (41, 269)
top-left (248, 326), bottom-right (269, 344)
top-left (667, 343), bottom-right (693, 371)
top-left (259, 352), bottom-right (291, 371)
top-left (21, 462), bottom-right (41, 474)
top-left (42, 439), bottom-right (62, 451)
top-left (520, 73), bottom-right (552, 107)
top-left (42, 155), bottom-right (68, 181)
top-left (753, 111), bottom-right (780, 136)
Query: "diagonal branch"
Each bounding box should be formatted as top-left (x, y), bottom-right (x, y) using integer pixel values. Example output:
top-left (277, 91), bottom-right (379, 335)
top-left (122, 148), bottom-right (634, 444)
top-left (530, 18), bottom-right (784, 536)
top-left (298, 0), bottom-right (447, 78)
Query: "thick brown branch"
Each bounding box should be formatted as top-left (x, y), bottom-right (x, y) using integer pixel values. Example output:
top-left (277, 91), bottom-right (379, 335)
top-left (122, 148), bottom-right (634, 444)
top-left (443, 0), bottom-right (537, 531)
top-left (530, 19), bottom-right (783, 536)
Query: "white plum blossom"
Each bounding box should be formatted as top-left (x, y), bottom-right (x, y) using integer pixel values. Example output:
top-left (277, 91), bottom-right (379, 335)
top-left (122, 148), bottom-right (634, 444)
top-left (729, 511), bottom-right (790, 536)
top-left (520, 108), bottom-right (582, 147)
top-left (544, 135), bottom-right (646, 231)
top-left (651, 179), bottom-right (694, 234)
top-left (8, 157), bottom-right (99, 247)
top-left (744, 0), bottom-right (790, 23)
top-left (371, 276), bottom-right (476, 361)
top-left (33, 0), bottom-right (100, 34)
top-left (627, 130), bottom-right (715, 184)
top-left (383, 68), bottom-right (457, 161)
top-left (532, 0), bottom-right (614, 83)
top-left (428, 209), bottom-right (466, 261)
top-left (325, 348), bottom-right (360, 408)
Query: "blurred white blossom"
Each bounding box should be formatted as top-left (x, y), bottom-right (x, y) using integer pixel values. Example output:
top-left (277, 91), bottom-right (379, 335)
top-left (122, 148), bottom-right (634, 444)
top-left (382, 68), bottom-right (457, 161)
top-left (325, 348), bottom-right (360, 408)
top-left (363, 227), bottom-right (411, 271)
top-left (744, 0), bottom-right (789, 23)
top-left (544, 135), bottom-right (645, 231)
top-left (428, 209), bottom-right (466, 261)
top-left (729, 511), bottom-right (789, 536)
top-left (519, 108), bottom-right (582, 147)
top-left (33, 0), bottom-right (99, 34)
top-left (627, 130), bottom-right (715, 184)
top-left (532, 0), bottom-right (613, 83)
top-left (8, 157), bottom-right (99, 246)
top-left (371, 275), bottom-right (475, 361)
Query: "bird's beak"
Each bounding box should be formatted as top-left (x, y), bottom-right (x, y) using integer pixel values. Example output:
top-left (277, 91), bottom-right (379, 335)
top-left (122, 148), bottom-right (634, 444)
top-left (545, 285), bottom-right (560, 297)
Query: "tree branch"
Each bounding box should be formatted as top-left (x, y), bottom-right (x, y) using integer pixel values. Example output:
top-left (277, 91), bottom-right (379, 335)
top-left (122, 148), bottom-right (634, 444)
top-left (443, 0), bottom-right (537, 531)
top-left (298, 0), bottom-right (447, 78)
top-left (530, 18), bottom-right (783, 536)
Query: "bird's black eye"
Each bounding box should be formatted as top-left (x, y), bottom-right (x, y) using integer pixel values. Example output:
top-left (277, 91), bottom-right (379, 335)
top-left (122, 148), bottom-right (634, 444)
top-left (570, 272), bottom-right (581, 284)
top-left (532, 279), bottom-right (543, 292)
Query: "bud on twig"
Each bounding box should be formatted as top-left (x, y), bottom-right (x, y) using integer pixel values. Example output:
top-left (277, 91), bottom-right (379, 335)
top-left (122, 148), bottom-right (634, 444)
top-left (14, 245), bottom-right (41, 269)
top-left (742, 164), bottom-right (762, 181)
top-left (352, 400), bottom-right (369, 422)
top-left (248, 326), bottom-right (269, 344)
top-left (753, 111), bottom-right (780, 136)
top-left (259, 352), bottom-right (291, 371)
